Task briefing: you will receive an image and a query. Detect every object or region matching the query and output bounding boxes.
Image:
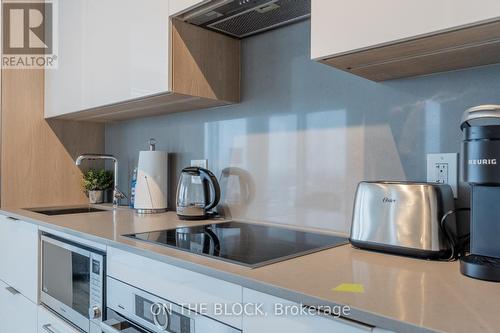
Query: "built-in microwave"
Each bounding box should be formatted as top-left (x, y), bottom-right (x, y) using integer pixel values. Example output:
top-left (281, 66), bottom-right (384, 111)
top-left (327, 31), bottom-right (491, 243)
top-left (41, 234), bottom-right (105, 333)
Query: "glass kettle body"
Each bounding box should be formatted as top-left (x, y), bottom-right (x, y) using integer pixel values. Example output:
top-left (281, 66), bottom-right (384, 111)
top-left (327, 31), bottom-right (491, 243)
top-left (176, 167), bottom-right (221, 220)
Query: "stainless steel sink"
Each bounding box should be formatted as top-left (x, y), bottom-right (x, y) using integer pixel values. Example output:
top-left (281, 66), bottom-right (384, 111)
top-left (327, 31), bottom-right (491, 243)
top-left (28, 207), bottom-right (107, 216)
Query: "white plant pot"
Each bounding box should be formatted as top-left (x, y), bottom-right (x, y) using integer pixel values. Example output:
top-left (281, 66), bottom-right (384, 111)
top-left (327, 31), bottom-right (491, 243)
top-left (88, 190), bottom-right (104, 204)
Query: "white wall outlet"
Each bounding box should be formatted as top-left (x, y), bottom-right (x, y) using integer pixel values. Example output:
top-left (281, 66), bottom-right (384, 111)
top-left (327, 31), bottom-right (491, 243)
top-left (427, 153), bottom-right (458, 198)
top-left (190, 160), bottom-right (208, 184)
top-left (191, 159), bottom-right (208, 168)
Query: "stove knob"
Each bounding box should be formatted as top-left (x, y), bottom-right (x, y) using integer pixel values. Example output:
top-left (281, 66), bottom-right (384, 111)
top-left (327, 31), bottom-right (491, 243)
top-left (89, 305), bottom-right (101, 319)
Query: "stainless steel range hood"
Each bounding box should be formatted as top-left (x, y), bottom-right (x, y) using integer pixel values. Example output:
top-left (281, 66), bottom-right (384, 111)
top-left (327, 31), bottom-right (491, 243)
top-left (178, 0), bottom-right (310, 38)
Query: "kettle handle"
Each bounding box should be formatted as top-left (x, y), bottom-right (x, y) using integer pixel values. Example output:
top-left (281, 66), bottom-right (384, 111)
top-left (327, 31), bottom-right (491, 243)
top-left (197, 167), bottom-right (221, 211)
top-left (460, 105), bottom-right (500, 130)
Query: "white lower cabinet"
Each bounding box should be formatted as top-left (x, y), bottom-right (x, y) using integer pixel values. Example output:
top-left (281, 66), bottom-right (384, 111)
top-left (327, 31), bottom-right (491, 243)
top-left (243, 288), bottom-right (384, 333)
top-left (0, 214), bottom-right (39, 303)
top-left (37, 306), bottom-right (81, 333)
top-left (0, 279), bottom-right (38, 333)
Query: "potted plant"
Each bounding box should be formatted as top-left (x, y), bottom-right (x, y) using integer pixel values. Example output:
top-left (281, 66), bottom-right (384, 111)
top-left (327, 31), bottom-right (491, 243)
top-left (82, 169), bottom-right (114, 204)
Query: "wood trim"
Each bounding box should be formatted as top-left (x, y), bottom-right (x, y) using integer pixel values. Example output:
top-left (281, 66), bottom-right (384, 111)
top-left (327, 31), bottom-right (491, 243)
top-left (171, 19), bottom-right (240, 103)
top-left (321, 19), bottom-right (500, 81)
top-left (1, 69), bottom-right (105, 208)
top-left (51, 92), bottom-right (232, 122)
top-left (347, 39), bottom-right (500, 81)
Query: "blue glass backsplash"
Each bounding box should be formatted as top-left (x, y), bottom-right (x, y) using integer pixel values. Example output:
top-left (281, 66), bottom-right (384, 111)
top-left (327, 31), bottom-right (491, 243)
top-left (106, 20), bottom-right (500, 233)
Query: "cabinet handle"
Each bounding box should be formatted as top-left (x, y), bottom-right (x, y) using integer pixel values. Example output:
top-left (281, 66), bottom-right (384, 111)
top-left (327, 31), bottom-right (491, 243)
top-left (5, 286), bottom-right (20, 295)
top-left (42, 324), bottom-right (57, 333)
top-left (6, 216), bottom-right (19, 221)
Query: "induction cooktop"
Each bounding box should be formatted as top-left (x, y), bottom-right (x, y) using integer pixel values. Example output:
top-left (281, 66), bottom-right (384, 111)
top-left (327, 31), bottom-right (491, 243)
top-left (123, 222), bottom-right (348, 268)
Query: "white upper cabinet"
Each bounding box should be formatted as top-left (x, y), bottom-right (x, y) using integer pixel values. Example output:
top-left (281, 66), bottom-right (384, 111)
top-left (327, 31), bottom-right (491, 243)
top-left (312, 0), bottom-right (500, 81)
top-left (312, 0), bottom-right (500, 58)
top-left (169, 0), bottom-right (208, 16)
top-left (44, 0), bottom-right (84, 119)
top-left (46, 0), bottom-right (170, 119)
top-left (45, 0), bottom-right (240, 122)
top-left (81, 0), bottom-right (170, 108)
top-left (0, 214), bottom-right (39, 303)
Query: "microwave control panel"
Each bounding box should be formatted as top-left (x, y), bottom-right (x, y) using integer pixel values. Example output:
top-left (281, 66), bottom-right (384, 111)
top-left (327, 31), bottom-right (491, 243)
top-left (90, 253), bottom-right (104, 322)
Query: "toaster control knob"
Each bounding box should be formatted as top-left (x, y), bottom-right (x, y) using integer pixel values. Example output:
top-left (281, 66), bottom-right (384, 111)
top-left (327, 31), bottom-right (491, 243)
top-left (89, 306), bottom-right (101, 319)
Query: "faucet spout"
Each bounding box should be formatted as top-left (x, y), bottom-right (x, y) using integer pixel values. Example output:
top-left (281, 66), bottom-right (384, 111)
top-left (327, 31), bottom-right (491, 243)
top-left (75, 154), bottom-right (125, 208)
top-left (76, 154), bottom-right (117, 165)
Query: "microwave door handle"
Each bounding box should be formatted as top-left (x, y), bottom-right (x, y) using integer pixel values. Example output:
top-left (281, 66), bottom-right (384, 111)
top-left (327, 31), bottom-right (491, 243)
top-left (41, 235), bottom-right (91, 258)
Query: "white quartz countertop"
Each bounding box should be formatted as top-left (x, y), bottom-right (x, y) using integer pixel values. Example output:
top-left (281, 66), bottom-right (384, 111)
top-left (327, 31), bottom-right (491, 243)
top-left (2, 206), bottom-right (499, 333)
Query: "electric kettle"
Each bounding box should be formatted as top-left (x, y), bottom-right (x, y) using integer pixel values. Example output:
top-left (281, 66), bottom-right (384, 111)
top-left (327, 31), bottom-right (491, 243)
top-left (176, 167), bottom-right (221, 220)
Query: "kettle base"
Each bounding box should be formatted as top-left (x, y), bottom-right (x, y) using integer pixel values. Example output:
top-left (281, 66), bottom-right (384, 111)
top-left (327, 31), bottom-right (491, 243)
top-left (177, 214), bottom-right (210, 221)
top-left (460, 254), bottom-right (500, 282)
top-left (135, 208), bottom-right (167, 214)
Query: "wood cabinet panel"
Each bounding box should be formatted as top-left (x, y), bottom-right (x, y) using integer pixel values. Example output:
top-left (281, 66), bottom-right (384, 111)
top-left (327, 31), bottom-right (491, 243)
top-left (172, 19), bottom-right (240, 103)
top-left (1, 69), bottom-right (104, 208)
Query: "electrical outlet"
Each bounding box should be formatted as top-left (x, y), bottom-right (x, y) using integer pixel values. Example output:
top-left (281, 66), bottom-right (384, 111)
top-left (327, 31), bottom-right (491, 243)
top-left (191, 159), bottom-right (208, 168)
top-left (427, 153), bottom-right (458, 198)
top-left (190, 160), bottom-right (208, 184)
top-left (435, 163), bottom-right (449, 184)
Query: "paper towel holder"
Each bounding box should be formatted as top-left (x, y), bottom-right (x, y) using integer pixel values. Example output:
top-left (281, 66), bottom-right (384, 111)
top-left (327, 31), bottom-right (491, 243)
top-left (148, 138), bottom-right (156, 151)
top-left (134, 138), bottom-right (169, 214)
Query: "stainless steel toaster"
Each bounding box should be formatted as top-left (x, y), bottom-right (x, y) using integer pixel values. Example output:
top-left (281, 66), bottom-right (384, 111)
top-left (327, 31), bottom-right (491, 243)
top-left (350, 181), bottom-right (456, 259)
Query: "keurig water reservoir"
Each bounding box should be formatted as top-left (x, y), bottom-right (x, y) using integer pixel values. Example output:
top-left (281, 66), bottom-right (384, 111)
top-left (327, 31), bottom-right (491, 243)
top-left (461, 105), bottom-right (500, 282)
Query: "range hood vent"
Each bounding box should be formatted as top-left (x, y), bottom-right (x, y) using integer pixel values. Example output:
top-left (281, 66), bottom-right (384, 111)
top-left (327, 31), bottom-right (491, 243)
top-left (181, 0), bottom-right (311, 38)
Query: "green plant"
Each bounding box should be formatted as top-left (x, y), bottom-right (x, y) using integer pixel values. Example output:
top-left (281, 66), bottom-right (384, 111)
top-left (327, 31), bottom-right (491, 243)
top-left (82, 169), bottom-right (114, 192)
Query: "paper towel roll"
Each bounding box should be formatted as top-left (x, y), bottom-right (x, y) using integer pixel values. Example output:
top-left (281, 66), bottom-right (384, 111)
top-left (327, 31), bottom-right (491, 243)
top-left (134, 150), bottom-right (168, 212)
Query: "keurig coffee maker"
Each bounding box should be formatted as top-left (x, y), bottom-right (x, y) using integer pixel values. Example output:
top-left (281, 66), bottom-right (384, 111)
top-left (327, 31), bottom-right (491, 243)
top-left (461, 105), bottom-right (500, 282)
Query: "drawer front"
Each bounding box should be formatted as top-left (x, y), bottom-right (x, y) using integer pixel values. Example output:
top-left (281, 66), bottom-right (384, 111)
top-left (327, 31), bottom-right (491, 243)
top-left (0, 279), bottom-right (38, 333)
top-left (0, 214), bottom-right (39, 303)
top-left (38, 306), bottom-right (81, 333)
top-left (107, 246), bottom-right (243, 329)
top-left (243, 288), bottom-right (373, 333)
